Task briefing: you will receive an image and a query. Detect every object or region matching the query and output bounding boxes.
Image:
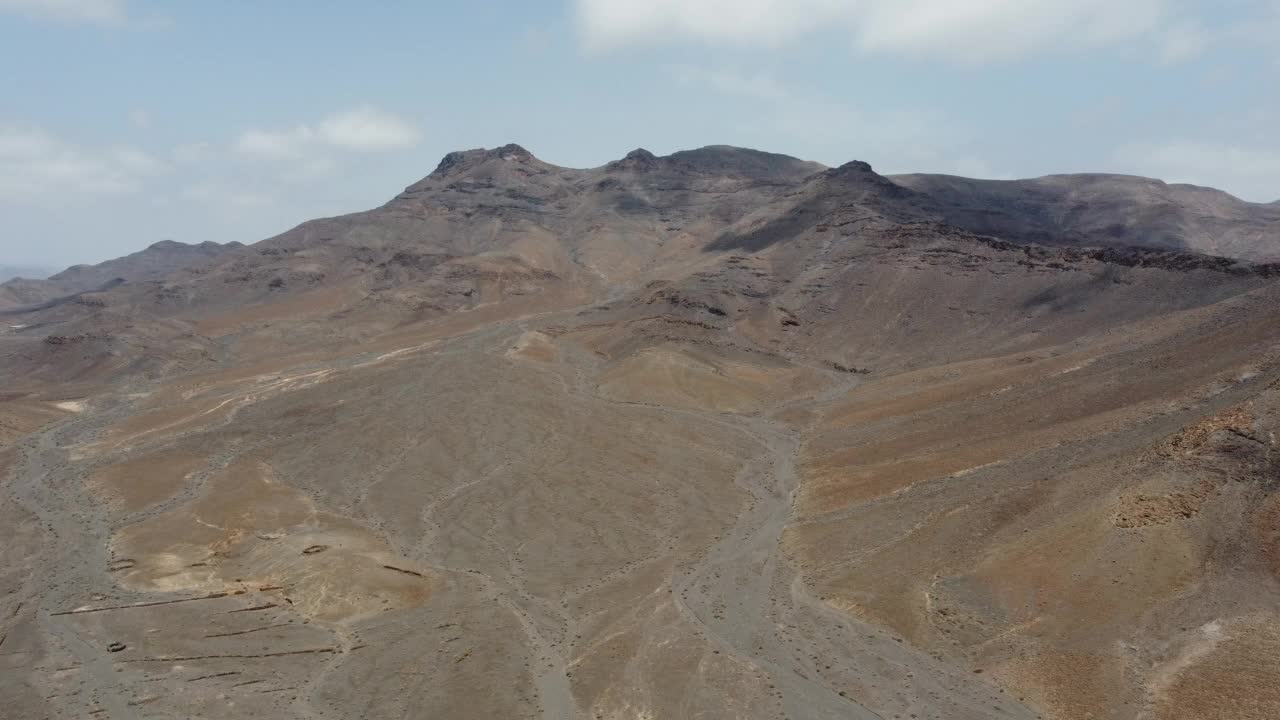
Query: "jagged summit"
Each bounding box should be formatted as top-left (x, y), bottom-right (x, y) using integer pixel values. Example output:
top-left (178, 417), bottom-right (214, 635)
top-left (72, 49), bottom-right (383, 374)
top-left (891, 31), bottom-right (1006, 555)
top-left (623, 147), bottom-right (656, 161)
top-left (607, 148), bottom-right (660, 172)
top-left (388, 142), bottom-right (1280, 261)
top-left (834, 159), bottom-right (874, 174)
top-left (430, 143), bottom-right (541, 176)
top-left (822, 159), bottom-right (899, 188)
top-left (423, 143), bottom-right (825, 183)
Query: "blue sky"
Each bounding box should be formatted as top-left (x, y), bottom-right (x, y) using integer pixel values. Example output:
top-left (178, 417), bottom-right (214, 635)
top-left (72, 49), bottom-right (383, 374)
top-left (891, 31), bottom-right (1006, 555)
top-left (2, 0), bottom-right (1278, 267)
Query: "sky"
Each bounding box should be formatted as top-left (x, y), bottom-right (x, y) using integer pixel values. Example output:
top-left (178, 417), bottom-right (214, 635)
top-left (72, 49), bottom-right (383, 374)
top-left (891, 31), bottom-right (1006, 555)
top-left (1, 0), bottom-right (1278, 267)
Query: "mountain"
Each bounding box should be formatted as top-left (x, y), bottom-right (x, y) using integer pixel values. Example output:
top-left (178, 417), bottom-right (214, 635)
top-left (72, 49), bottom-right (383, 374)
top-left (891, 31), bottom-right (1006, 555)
top-left (0, 239), bottom-right (244, 310)
top-left (1, 145), bottom-right (1278, 720)
top-left (891, 172), bottom-right (1280, 261)
top-left (0, 264), bottom-right (56, 283)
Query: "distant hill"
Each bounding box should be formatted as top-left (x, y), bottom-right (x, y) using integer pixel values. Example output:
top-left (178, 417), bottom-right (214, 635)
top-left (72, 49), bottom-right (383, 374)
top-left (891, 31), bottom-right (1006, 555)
top-left (0, 240), bottom-right (243, 310)
top-left (0, 264), bottom-right (56, 282)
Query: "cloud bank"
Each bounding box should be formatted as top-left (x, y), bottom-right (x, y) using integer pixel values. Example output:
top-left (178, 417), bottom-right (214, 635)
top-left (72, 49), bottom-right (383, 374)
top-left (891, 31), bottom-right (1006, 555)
top-left (576, 0), bottom-right (1199, 63)
top-left (235, 107), bottom-right (421, 158)
top-left (0, 0), bottom-right (126, 24)
top-left (0, 106), bottom-right (421, 206)
top-left (0, 126), bottom-right (161, 195)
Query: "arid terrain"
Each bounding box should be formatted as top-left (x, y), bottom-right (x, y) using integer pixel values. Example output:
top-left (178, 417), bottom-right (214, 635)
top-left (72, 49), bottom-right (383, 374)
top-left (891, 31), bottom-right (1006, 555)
top-left (2, 144), bottom-right (1279, 720)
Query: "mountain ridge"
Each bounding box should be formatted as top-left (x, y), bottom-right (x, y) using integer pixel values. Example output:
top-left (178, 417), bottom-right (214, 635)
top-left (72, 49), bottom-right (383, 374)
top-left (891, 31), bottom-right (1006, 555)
top-left (0, 263), bottom-right (56, 283)
top-left (2, 144), bottom-right (1276, 385)
top-left (0, 239), bottom-right (244, 311)
top-left (891, 170), bottom-right (1280, 261)
top-left (2, 143), bottom-right (1280, 720)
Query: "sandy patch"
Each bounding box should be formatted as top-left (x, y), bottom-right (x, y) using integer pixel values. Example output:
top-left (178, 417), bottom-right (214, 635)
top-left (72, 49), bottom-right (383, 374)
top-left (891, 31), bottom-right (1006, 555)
top-left (88, 448), bottom-right (208, 514)
top-left (596, 346), bottom-right (809, 414)
top-left (505, 330), bottom-right (558, 363)
top-left (111, 458), bottom-right (432, 623)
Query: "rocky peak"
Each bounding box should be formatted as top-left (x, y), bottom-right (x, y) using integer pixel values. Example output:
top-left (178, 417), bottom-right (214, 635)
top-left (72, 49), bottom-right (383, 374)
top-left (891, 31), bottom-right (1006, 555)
top-left (834, 160), bottom-right (875, 174)
top-left (822, 159), bottom-right (911, 197)
top-left (608, 148), bottom-right (660, 172)
top-left (431, 144), bottom-right (540, 178)
top-left (493, 143), bottom-right (534, 162)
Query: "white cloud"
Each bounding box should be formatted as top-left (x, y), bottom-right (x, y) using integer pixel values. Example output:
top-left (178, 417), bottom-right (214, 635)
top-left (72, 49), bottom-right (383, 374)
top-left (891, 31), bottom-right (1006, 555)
top-left (0, 0), bottom-right (125, 24)
top-left (1114, 140), bottom-right (1280, 203)
top-left (317, 107), bottom-right (421, 151)
top-left (578, 0), bottom-right (831, 49)
top-left (576, 0), bottom-right (1209, 63)
top-left (0, 126), bottom-right (163, 197)
top-left (236, 106), bottom-right (420, 159)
